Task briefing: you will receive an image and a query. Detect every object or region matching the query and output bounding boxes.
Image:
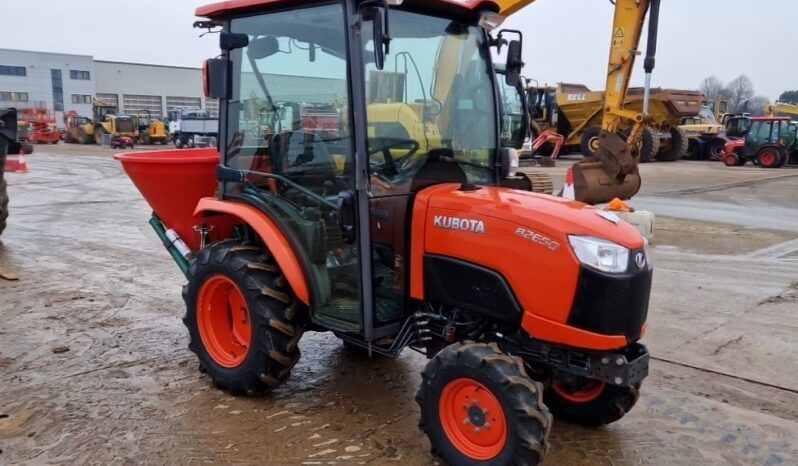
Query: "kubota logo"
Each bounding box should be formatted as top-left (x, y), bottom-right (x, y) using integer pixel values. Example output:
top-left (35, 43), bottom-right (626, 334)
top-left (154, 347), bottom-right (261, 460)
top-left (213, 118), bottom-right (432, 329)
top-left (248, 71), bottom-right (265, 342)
top-left (433, 216), bottom-right (486, 234)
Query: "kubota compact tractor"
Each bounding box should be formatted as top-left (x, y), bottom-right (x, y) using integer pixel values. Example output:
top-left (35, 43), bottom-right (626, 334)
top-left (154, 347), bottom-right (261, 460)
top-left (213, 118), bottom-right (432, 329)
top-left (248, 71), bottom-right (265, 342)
top-left (117, 1), bottom-right (654, 464)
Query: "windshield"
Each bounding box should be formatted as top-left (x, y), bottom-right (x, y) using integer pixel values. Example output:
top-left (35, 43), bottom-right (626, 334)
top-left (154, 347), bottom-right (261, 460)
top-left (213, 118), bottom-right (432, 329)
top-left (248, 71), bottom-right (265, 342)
top-left (363, 10), bottom-right (497, 195)
top-left (699, 106), bottom-right (718, 125)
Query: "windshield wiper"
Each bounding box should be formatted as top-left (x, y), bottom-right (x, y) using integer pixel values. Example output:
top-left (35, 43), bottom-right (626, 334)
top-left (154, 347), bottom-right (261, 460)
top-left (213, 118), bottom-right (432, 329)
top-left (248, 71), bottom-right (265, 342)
top-left (428, 148), bottom-right (490, 171)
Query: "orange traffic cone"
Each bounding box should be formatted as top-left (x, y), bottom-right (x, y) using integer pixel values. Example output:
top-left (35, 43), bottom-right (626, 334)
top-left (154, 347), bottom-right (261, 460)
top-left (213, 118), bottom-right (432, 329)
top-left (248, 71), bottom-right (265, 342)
top-left (15, 152), bottom-right (29, 173)
top-left (4, 150), bottom-right (29, 173)
top-left (561, 167), bottom-right (575, 200)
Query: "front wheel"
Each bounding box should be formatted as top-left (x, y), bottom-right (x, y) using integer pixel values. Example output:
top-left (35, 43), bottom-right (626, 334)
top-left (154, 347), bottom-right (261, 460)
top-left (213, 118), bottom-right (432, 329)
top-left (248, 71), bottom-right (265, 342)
top-left (183, 240), bottom-right (303, 395)
top-left (544, 376), bottom-right (640, 426)
top-left (95, 127), bottom-right (107, 145)
top-left (579, 126), bottom-right (603, 158)
top-left (417, 342), bottom-right (552, 466)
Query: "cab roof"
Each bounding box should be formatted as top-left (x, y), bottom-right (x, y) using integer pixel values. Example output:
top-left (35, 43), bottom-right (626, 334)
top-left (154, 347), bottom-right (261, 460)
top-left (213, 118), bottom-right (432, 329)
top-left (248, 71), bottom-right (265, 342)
top-left (196, 0), bottom-right (500, 18)
top-left (751, 116), bottom-right (791, 121)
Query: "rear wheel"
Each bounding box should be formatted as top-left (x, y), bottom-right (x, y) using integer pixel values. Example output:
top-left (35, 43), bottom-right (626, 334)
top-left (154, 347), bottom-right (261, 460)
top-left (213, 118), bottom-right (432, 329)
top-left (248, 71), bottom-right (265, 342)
top-left (183, 240), bottom-right (303, 395)
top-left (579, 126), bottom-right (603, 158)
top-left (706, 139), bottom-right (726, 161)
top-left (656, 127), bottom-right (687, 162)
top-left (417, 342), bottom-right (552, 466)
top-left (621, 127), bottom-right (659, 163)
top-left (78, 128), bottom-right (88, 144)
top-left (756, 147), bottom-right (783, 169)
top-left (544, 376), bottom-right (640, 426)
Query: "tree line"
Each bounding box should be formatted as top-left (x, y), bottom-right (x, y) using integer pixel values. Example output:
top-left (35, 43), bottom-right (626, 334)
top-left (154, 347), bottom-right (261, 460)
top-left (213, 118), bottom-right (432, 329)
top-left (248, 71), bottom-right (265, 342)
top-left (699, 75), bottom-right (773, 116)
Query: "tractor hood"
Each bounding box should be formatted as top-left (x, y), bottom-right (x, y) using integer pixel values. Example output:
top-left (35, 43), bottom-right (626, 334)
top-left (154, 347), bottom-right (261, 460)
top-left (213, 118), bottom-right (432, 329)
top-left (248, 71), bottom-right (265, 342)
top-left (422, 183), bottom-right (645, 250)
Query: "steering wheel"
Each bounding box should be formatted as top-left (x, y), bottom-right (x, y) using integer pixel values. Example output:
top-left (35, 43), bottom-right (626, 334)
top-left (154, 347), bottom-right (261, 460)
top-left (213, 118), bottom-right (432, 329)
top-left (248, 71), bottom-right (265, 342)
top-left (368, 138), bottom-right (421, 178)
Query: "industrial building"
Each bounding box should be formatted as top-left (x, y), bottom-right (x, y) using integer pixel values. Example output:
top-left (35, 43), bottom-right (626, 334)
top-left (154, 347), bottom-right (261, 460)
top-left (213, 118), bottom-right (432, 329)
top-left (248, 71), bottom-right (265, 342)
top-left (0, 48), bottom-right (217, 127)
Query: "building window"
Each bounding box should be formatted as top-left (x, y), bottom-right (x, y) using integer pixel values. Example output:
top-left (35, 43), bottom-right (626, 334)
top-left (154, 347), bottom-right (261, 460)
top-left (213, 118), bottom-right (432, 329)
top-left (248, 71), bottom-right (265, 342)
top-left (96, 93), bottom-right (118, 108)
top-left (123, 94), bottom-right (162, 118)
top-left (70, 70), bottom-right (91, 80)
top-left (71, 94), bottom-right (92, 104)
top-left (51, 69), bottom-right (64, 111)
top-left (0, 91), bottom-right (29, 102)
top-left (205, 99), bottom-right (219, 118)
top-left (166, 96), bottom-right (202, 115)
top-left (0, 65), bottom-right (26, 76)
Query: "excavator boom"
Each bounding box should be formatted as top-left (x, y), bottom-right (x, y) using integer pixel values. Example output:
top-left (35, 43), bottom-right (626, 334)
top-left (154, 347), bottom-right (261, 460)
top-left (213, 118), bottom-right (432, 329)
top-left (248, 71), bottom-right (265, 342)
top-left (767, 102), bottom-right (798, 118)
top-left (496, 0), bottom-right (659, 204)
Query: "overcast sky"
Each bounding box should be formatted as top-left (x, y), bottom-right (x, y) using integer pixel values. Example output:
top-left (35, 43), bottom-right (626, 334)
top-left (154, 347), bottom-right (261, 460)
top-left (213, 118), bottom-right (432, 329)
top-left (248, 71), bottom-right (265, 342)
top-left (1, 0), bottom-right (795, 100)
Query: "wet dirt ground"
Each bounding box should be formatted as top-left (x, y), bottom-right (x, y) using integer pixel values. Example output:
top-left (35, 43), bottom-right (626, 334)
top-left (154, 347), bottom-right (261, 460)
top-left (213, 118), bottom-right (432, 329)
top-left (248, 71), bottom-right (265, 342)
top-left (1, 146), bottom-right (797, 465)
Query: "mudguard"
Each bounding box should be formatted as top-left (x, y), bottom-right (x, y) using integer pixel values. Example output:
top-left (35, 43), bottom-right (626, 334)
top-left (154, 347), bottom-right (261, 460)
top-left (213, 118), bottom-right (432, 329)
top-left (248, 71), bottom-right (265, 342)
top-left (194, 198), bottom-right (311, 305)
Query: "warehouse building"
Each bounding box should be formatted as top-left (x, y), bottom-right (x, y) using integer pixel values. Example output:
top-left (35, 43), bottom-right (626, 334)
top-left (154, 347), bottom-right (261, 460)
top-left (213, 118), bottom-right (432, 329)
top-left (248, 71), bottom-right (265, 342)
top-left (0, 48), bottom-right (96, 123)
top-left (94, 60), bottom-right (217, 120)
top-left (0, 48), bottom-right (217, 128)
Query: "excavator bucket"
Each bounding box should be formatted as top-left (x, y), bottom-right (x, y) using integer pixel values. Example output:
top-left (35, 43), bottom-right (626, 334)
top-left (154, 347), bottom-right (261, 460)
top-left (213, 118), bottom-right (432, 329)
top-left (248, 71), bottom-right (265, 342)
top-left (572, 130), bottom-right (642, 204)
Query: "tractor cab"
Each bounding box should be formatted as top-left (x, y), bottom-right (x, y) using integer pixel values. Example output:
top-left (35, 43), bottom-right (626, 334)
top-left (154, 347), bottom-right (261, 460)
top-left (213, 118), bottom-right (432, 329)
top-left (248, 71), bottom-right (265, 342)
top-left (204, 1), bottom-right (527, 337)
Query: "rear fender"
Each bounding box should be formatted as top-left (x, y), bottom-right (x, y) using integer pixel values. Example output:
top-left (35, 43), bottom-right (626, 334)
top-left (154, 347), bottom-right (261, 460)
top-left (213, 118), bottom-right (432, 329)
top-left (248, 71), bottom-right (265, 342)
top-left (194, 198), bottom-right (310, 305)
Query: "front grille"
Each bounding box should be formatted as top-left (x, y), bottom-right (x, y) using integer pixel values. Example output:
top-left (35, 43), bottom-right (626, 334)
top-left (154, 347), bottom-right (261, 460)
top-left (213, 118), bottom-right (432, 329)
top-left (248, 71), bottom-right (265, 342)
top-left (116, 119), bottom-right (135, 133)
top-left (567, 250), bottom-right (652, 341)
top-left (424, 255), bottom-right (520, 323)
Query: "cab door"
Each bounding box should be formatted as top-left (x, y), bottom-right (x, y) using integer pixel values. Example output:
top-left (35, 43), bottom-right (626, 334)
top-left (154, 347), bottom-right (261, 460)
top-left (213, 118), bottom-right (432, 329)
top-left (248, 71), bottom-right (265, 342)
top-left (744, 120), bottom-right (772, 156)
top-left (222, 3), bottom-right (368, 334)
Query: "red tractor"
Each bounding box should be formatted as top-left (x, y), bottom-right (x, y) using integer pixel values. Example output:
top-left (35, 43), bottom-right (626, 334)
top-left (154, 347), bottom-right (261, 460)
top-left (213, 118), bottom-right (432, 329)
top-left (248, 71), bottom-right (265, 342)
top-left (724, 116), bottom-right (797, 168)
top-left (117, 1), bottom-right (655, 464)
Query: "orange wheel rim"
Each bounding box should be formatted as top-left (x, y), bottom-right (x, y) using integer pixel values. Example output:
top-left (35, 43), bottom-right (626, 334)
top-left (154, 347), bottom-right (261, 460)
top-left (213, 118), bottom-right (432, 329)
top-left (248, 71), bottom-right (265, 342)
top-left (762, 152), bottom-right (775, 166)
top-left (552, 380), bottom-right (606, 403)
top-left (439, 378), bottom-right (508, 461)
top-left (197, 275), bottom-right (251, 368)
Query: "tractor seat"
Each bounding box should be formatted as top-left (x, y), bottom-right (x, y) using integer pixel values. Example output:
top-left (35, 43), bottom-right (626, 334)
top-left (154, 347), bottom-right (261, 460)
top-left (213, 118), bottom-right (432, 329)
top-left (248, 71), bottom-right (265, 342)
top-left (269, 131), bottom-right (337, 193)
top-left (410, 149), bottom-right (467, 192)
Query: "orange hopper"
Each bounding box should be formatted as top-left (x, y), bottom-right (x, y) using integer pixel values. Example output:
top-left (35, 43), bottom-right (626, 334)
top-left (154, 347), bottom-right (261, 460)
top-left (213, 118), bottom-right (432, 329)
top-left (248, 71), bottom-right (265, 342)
top-left (114, 149), bottom-right (219, 252)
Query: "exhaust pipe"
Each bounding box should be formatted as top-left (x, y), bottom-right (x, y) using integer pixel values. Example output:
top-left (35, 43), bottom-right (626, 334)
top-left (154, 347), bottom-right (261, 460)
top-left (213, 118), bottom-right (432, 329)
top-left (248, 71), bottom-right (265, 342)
top-left (642, 0), bottom-right (661, 115)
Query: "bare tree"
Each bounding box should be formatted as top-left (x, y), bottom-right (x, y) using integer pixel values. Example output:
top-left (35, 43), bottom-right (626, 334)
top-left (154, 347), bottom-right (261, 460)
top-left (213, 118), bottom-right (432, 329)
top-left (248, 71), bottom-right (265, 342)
top-left (699, 76), bottom-right (725, 99)
top-left (725, 75), bottom-right (755, 112)
top-left (743, 95), bottom-right (770, 116)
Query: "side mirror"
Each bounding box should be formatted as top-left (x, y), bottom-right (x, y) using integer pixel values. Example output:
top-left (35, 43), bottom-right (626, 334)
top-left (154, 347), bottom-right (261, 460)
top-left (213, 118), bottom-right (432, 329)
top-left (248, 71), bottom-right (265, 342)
top-left (372, 6), bottom-right (386, 70)
top-left (505, 40), bottom-right (523, 87)
top-left (202, 58), bottom-right (227, 99)
top-left (220, 31), bottom-right (249, 51)
top-left (248, 36), bottom-right (279, 60)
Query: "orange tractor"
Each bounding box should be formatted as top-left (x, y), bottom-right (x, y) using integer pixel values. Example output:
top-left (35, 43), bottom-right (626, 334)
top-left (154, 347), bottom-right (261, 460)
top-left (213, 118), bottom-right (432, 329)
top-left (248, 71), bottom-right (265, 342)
top-left (118, 0), bottom-right (656, 464)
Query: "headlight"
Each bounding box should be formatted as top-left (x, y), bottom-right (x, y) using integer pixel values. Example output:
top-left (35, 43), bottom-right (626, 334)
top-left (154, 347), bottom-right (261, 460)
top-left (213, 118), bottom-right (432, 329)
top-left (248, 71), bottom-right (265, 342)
top-left (568, 236), bottom-right (630, 274)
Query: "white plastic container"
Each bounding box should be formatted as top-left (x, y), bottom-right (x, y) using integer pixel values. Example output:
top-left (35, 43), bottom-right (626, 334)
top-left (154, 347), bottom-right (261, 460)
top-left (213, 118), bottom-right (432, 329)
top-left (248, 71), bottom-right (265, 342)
top-left (617, 210), bottom-right (655, 244)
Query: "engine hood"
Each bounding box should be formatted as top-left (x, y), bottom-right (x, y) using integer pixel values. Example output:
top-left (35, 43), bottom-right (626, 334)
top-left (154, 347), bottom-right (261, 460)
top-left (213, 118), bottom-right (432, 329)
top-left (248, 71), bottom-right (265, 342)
top-left (423, 184), bottom-right (645, 250)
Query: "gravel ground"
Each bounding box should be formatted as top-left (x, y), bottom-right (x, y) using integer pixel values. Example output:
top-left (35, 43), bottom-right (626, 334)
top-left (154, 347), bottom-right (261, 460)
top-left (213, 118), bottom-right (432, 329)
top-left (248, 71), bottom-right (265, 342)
top-left (1, 146), bottom-right (796, 465)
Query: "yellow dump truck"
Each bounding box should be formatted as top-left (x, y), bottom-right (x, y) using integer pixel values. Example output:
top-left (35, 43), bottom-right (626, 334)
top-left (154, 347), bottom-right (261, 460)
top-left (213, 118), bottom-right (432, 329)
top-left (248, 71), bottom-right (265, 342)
top-left (528, 83), bottom-right (704, 161)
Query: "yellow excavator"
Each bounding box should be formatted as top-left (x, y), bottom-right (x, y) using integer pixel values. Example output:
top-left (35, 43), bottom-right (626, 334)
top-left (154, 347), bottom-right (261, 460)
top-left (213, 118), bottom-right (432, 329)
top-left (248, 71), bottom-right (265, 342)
top-left (767, 102), bottom-right (798, 118)
top-left (498, 0), bottom-right (661, 204)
